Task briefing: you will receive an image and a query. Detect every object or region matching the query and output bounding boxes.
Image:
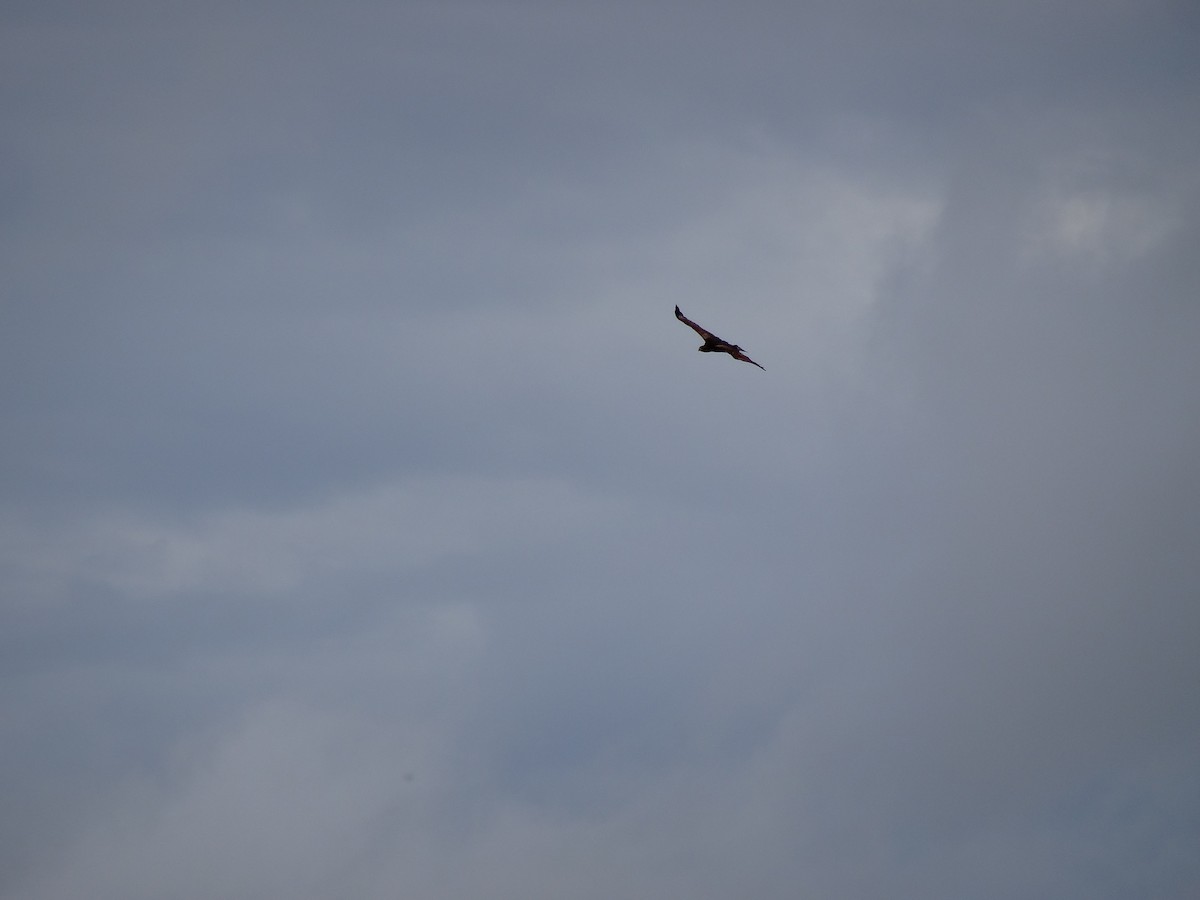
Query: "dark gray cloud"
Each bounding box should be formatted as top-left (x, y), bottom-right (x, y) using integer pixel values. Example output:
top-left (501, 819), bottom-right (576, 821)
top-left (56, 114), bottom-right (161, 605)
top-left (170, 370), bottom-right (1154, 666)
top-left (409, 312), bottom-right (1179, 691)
top-left (3, 2), bottom-right (1198, 898)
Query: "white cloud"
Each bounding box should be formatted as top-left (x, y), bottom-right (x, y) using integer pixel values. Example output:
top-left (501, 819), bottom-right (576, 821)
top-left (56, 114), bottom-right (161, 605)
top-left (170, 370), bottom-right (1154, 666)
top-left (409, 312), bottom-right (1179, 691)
top-left (1027, 188), bottom-right (1180, 263)
top-left (1, 475), bottom-right (628, 603)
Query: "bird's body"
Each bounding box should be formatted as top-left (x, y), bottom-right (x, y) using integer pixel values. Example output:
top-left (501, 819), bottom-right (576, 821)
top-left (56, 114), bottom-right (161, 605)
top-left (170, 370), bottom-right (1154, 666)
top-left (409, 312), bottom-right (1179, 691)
top-left (674, 305), bottom-right (764, 370)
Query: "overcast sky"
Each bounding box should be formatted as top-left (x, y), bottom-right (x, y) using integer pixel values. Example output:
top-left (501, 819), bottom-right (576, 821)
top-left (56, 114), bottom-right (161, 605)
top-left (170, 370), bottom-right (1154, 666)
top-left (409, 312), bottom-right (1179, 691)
top-left (3, 2), bottom-right (1199, 898)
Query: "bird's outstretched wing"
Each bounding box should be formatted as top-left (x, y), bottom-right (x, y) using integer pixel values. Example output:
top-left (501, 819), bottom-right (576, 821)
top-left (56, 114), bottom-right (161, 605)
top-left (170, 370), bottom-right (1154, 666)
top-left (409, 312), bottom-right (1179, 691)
top-left (675, 305), bottom-right (721, 343)
top-left (730, 348), bottom-right (765, 370)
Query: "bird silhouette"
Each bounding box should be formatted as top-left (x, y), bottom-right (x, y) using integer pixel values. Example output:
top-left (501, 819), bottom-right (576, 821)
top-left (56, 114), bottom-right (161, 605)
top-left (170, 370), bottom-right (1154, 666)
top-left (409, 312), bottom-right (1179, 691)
top-left (675, 305), bottom-right (764, 370)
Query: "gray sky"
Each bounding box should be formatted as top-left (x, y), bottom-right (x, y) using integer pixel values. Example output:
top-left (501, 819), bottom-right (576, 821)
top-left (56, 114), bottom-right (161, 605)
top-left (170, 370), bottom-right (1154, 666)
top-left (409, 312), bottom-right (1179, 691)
top-left (3, 2), bottom-right (1199, 898)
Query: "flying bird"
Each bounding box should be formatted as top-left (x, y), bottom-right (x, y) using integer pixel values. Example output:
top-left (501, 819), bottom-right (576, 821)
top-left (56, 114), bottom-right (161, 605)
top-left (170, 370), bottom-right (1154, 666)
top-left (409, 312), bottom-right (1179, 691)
top-left (674, 305), bottom-right (765, 370)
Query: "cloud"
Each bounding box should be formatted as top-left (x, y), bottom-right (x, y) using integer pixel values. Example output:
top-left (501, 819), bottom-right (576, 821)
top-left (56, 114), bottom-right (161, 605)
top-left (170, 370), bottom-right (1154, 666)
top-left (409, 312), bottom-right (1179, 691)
top-left (3, 475), bottom-right (625, 602)
top-left (3, 2), bottom-right (1199, 898)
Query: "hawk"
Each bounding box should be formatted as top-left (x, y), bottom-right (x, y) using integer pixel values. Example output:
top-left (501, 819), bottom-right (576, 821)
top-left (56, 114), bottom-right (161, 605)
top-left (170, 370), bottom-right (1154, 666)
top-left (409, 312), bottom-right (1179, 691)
top-left (674, 305), bottom-right (765, 370)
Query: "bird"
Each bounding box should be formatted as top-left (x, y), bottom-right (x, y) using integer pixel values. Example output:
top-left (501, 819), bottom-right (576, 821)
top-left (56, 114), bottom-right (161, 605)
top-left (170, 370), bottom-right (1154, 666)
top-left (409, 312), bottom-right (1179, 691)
top-left (674, 305), bottom-right (765, 370)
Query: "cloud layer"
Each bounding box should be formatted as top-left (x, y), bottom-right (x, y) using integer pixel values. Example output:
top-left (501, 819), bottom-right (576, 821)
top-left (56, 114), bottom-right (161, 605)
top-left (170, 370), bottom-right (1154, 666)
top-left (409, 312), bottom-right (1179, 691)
top-left (3, 2), bottom-right (1198, 898)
